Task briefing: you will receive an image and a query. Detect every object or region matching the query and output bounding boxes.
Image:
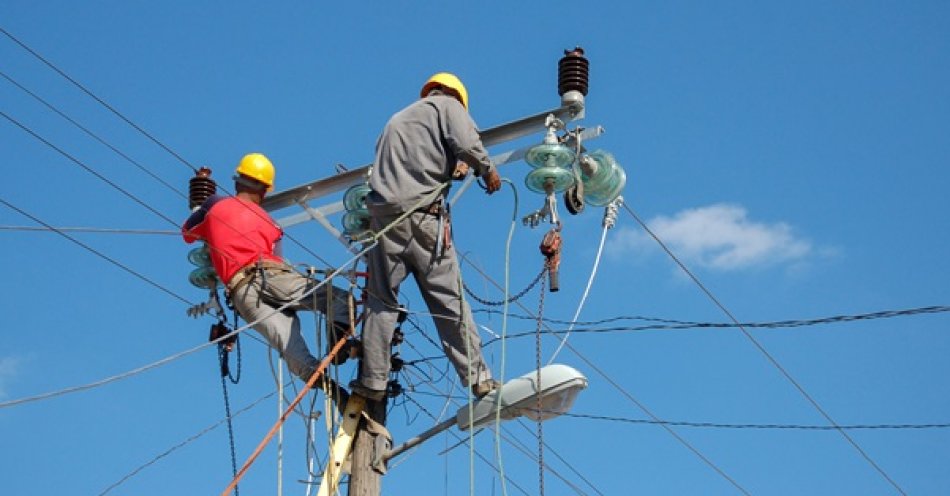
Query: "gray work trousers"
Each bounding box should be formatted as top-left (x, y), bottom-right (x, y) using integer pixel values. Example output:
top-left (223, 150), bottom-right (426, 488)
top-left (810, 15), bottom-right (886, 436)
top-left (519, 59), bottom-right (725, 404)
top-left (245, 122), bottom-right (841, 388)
top-left (230, 266), bottom-right (351, 382)
top-left (359, 210), bottom-right (491, 391)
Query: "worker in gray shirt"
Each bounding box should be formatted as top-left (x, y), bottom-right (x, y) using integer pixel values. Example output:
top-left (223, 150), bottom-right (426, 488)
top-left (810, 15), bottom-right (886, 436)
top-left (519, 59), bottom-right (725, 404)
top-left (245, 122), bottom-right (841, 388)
top-left (351, 72), bottom-right (502, 401)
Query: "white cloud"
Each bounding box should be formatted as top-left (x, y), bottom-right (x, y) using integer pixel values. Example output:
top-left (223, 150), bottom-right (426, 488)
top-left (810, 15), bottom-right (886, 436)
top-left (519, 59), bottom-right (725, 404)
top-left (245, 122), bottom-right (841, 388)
top-left (608, 203), bottom-right (812, 271)
top-left (0, 356), bottom-right (23, 400)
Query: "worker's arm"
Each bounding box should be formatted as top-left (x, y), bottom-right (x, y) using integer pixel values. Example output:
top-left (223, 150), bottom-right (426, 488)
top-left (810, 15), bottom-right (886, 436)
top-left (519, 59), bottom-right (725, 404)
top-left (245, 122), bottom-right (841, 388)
top-left (181, 195), bottom-right (221, 243)
top-left (441, 102), bottom-right (501, 193)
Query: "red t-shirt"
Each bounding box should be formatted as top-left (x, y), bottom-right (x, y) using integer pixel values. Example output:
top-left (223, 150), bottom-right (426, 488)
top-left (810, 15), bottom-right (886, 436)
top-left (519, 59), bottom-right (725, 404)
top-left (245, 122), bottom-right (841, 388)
top-left (182, 195), bottom-right (283, 284)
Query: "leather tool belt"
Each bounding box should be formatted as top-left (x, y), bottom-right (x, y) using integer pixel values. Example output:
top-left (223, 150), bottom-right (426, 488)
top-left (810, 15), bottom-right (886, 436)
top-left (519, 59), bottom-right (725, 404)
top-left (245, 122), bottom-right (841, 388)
top-left (226, 259), bottom-right (290, 294)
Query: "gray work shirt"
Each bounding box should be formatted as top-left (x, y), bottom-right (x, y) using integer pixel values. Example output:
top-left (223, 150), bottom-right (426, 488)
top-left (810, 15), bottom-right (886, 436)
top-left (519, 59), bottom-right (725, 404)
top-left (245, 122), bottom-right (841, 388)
top-left (367, 94), bottom-right (493, 215)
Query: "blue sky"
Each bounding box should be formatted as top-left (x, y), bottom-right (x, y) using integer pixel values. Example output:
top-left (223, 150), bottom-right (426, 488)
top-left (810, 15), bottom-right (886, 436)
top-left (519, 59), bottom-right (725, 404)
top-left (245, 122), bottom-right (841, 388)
top-left (2, 2), bottom-right (949, 495)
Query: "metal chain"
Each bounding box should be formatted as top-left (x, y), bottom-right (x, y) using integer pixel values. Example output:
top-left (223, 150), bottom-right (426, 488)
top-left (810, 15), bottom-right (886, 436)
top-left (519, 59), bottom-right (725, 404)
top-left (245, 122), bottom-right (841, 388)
top-left (218, 347), bottom-right (240, 496)
top-left (535, 261), bottom-right (547, 496)
top-left (462, 265), bottom-right (546, 307)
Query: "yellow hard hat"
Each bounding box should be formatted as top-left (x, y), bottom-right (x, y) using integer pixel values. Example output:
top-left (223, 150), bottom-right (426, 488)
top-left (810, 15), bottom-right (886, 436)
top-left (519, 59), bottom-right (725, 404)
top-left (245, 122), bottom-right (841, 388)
top-left (421, 72), bottom-right (469, 110)
top-left (235, 153), bottom-right (275, 191)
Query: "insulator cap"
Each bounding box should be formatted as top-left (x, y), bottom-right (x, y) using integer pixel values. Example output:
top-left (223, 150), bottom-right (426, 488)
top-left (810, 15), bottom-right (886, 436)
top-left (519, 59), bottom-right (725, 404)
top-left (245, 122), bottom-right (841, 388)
top-left (558, 47), bottom-right (589, 97)
top-left (189, 167), bottom-right (217, 210)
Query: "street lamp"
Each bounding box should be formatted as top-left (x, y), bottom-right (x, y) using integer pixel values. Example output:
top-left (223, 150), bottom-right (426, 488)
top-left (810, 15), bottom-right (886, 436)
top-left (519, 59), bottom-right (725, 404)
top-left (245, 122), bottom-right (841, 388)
top-left (457, 363), bottom-right (588, 430)
top-left (385, 364), bottom-right (588, 462)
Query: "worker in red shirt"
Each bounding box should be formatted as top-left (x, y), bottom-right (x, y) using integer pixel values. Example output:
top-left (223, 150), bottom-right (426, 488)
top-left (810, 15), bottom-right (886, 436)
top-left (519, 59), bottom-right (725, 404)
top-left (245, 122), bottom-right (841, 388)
top-left (183, 153), bottom-right (354, 382)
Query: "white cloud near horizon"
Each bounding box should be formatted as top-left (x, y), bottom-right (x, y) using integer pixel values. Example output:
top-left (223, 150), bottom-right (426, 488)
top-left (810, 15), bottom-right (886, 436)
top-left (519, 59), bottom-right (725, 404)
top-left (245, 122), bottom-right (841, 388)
top-left (609, 203), bottom-right (812, 271)
top-left (0, 356), bottom-right (24, 400)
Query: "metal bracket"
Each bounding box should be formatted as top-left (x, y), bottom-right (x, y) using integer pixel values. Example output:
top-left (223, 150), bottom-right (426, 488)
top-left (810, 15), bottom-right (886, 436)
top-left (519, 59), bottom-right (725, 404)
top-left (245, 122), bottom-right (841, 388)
top-left (522, 187), bottom-right (560, 228)
top-left (185, 289), bottom-right (223, 318)
top-left (362, 411), bottom-right (393, 475)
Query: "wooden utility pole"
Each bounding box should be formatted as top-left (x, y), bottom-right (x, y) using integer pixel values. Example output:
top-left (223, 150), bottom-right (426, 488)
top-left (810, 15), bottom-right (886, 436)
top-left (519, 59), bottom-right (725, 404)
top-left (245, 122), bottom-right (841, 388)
top-left (347, 397), bottom-right (388, 495)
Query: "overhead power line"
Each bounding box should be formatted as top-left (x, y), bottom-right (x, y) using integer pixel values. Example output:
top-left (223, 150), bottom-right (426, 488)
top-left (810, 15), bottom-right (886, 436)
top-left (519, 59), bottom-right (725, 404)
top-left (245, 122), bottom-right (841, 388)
top-left (0, 225), bottom-right (177, 235)
top-left (1, 35), bottom-right (334, 268)
top-left (410, 304), bottom-right (950, 366)
top-left (457, 252), bottom-right (753, 495)
top-left (408, 392), bottom-right (950, 431)
top-left (475, 305), bottom-right (950, 330)
top-left (563, 413), bottom-right (950, 431)
top-left (0, 69), bottom-right (188, 199)
top-left (404, 363), bottom-right (605, 496)
top-left (0, 197), bottom-right (192, 306)
top-left (1, 110), bottom-right (180, 227)
top-left (0, 26), bottom-right (199, 172)
top-left (624, 203), bottom-right (908, 495)
top-left (98, 390), bottom-right (277, 495)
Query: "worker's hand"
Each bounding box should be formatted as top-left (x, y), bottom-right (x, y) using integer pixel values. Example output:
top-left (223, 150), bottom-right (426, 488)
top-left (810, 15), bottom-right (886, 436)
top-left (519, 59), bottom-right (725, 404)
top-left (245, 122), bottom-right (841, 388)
top-left (483, 166), bottom-right (501, 194)
top-left (452, 161), bottom-right (470, 180)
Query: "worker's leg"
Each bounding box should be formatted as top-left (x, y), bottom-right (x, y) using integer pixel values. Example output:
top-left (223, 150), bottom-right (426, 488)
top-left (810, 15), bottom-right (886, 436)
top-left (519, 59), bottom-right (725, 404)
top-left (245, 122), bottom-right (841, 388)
top-left (409, 214), bottom-right (492, 388)
top-left (257, 268), bottom-right (351, 323)
top-left (358, 213), bottom-right (412, 391)
top-left (258, 267), bottom-right (354, 355)
top-left (231, 279), bottom-right (319, 381)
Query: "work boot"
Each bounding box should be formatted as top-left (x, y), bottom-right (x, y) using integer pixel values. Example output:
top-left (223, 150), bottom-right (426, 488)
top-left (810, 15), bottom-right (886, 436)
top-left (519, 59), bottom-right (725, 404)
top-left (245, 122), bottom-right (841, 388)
top-left (471, 379), bottom-right (501, 399)
top-left (348, 380), bottom-right (386, 401)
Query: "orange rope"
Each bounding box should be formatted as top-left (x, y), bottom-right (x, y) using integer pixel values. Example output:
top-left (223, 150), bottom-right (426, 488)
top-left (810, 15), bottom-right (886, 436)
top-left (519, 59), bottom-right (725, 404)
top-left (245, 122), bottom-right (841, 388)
top-left (220, 333), bottom-right (353, 496)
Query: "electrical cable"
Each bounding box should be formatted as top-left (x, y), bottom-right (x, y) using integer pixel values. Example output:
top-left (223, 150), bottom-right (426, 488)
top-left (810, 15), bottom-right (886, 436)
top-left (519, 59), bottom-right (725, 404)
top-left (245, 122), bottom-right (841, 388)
top-left (410, 390), bottom-right (950, 431)
top-left (220, 323), bottom-right (359, 496)
top-left (222, 188), bottom-right (450, 493)
top-left (409, 388), bottom-right (606, 496)
top-left (562, 413), bottom-right (950, 430)
top-left (534, 274), bottom-right (546, 496)
top-left (0, 225), bottom-right (178, 235)
top-left (547, 221), bottom-right (607, 363)
top-left (0, 69), bottom-right (188, 199)
top-left (0, 242), bottom-right (372, 409)
top-left (402, 367), bottom-right (593, 496)
top-left (476, 305), bottom-right (950, 330)
top-left (0, 26), bottom-right (200, 172)
top-left (456, 251), bottom-right (753, 495)
top-left (493, 178), bottom-right (518, 496)
top-left (401, 392), bottom-right (532, 496)
top-left (399, 304), bottom-right (950, 365)
top-left (1, 110), bottom-right (181, 226)
top-left (1, 104), bottom-right (279, 277)
top-left (98, 389), bottom-right (276, 495)
top-left (624, 203), bottom-right (908, 495)
top-left (0, 196), bottom-right (194, 306)
top-left (3, 42), bottom-right (333, 270)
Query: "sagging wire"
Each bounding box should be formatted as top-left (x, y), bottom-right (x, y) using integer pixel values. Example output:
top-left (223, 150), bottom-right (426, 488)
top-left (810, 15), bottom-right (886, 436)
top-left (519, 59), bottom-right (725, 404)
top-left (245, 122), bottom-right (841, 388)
top-left (0, 241), bottom-right (373, 410)
top-left (622, 202), bottom-right (907, 496)
top-left (276, 356), bottom-right (285, 496)
top-left (402, 367), bottom-right (592, 496)
top-left (462, 274), bottom-right (476, 496)
top-left (5, 182), bottom-right (435, 409)
top-left (455, 250), bottom-right (753, 495)
top-left (1, 111), bottom-right (181, 226)
top-left (0, 26), bottom-right (200, 172)
top-left (404, 303), bottom-right (950, 365)
top-left (221, 190), bottom-right (449, 495)
top-left (547, 196), bottom-right (622, 364)
top-left (0, 69), bottom-right (189, 199)
top-left (494, 178), bottom-right (519, 496)
top-left (398, 375), bottom-right (532, 496)
top-left (98, 390), bottom-right (277, 495)
top-left (0, 225), bottom-right (178, 235)
top-left (5, 33), bottom-right (334, 270)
